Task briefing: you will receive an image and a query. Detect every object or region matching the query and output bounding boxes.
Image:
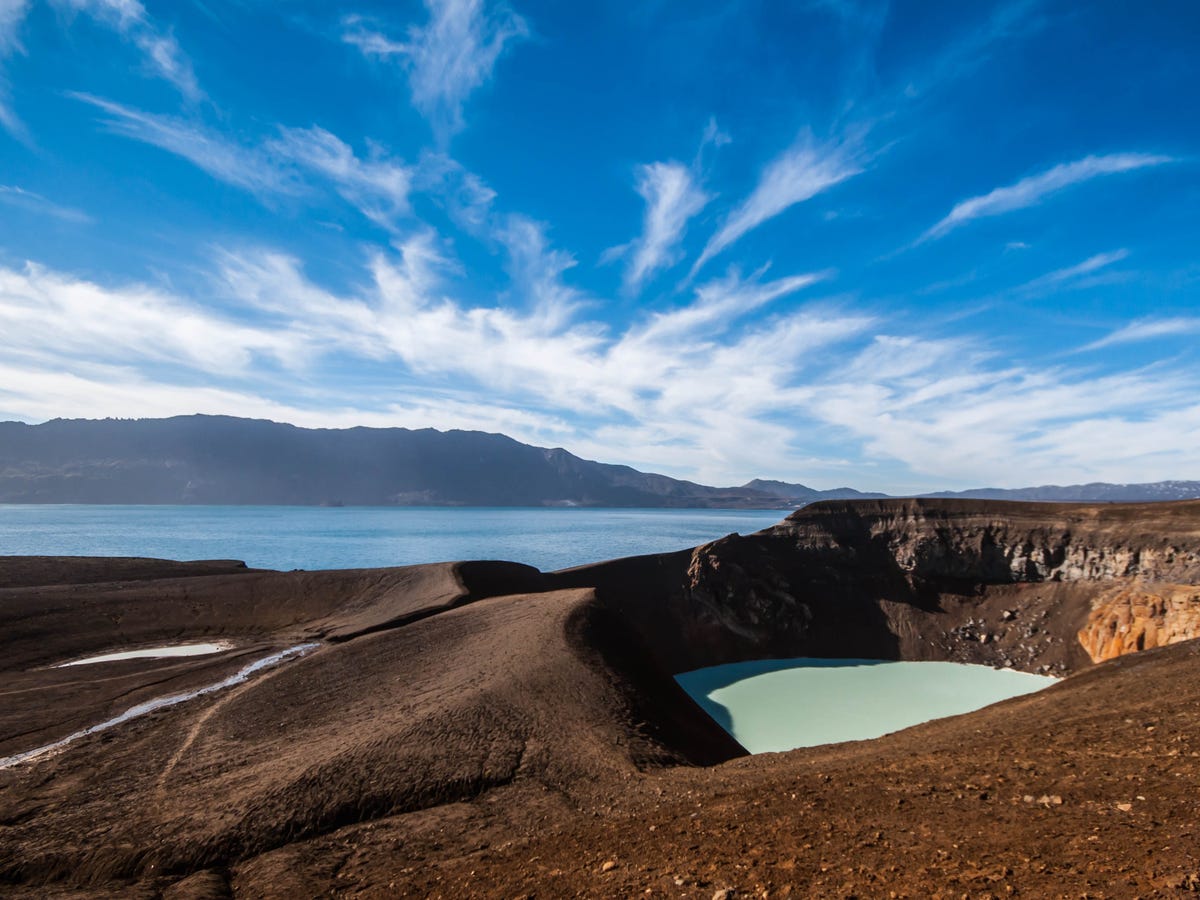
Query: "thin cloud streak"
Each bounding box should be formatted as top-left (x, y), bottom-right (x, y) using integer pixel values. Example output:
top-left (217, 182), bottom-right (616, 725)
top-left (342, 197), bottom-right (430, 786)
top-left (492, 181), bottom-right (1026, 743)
top-left (0, 0), bottom-right (28, 55)
top-left (809, 335), bottom-right (1200, 488)
top-left (918, 153), bottom-right (1174, 244)
top-left (0, 78), bottom-right (26, 141)
top-left (620, 160), bottom-right (711, 293)
top-left (0, 185), bottom-right (93, 222)
top-left (73, 95), bottom-right (416, 230)
top-left (72, 93), bottom-right (298, 196)
top-left (0, 260), bottom-right (306, 374)
top-left (1017, 248), bottom-right (1129, 293)
top-left (51, 0), bottom-right (202, 100)
top-left (0, 0), bottom-right (30, 140)
top-left (267, 126), bottom-right (413, 231)
top-left (901, 0), bottom-right (1043, 100)
top-left (1080, 317), bottom-right (1200, 353)
top-left (692, 133), bottom-right (862, 277)
top-left (1, 248), bottom-right (851, 484)
top-left (343, 0), bottom-right (528, 140)
top-left (8, 245), bottom-right (1199, 488)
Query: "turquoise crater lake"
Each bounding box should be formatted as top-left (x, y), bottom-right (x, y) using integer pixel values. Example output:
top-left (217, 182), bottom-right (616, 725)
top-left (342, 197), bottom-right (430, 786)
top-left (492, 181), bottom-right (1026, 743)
top-left (676, 658), bottom-right (1058, 754)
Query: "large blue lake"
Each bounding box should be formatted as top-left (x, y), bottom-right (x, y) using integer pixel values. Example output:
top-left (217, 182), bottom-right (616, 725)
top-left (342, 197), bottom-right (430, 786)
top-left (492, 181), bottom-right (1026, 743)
top-left (0, 505), bottom-right (787, 572)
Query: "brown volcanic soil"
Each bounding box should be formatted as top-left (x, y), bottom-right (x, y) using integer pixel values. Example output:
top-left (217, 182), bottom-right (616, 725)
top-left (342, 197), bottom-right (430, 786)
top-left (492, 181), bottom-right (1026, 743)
top-left (1, 499), bottom-right (1199, 897)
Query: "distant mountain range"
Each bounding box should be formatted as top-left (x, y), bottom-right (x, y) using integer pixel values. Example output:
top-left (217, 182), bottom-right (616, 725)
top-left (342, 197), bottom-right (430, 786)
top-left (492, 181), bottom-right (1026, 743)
top-left (0, 416), bottom-right (1196, 508)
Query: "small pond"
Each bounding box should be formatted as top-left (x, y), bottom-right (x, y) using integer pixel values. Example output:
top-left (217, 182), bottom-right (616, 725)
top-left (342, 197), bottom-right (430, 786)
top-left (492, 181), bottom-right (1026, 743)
top-left (675, 658), bottom-right (1058, 754)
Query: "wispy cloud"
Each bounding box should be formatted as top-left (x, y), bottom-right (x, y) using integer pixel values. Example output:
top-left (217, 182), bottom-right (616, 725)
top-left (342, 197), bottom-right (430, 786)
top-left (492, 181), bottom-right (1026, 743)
top-left (809, 334), bottom-right (1200, 489)
top-left (216, 245), bottom-right (857, 480)
top-left (52, 0), bottom-right (202, 100)
top-left (495, 214), bottom-right (587, 326)
top-left (73, 94), bottom-right (417, 230)
top-left (634, 266), bottom-right (831, 343)
top-left (343, 0), bottom-right (528, 140)
top-left (1080, 317), bottom-right (1200, 353)
top-left (0, 90), bottom-right (24, 141)
top-left (0, 260), bottom-right (305, 374)
top-left (1017, 248), bottom-right (1130, 293)
top-left (0, 185), bottom-right (93, 222)
top-left (691, 132), bottom-right (862, 276)
top-left (614, 161), bottom-right (711, 293)
top-left (0, 0), bottom-right (30, 140)
top-left (1, 242), bottom-right (855, 483)
top-left (72, 93), bottom-right (296, 195)
top-left (0, 0), bottom-right (27, 53)
top-left (918, 153), bottom-right (1174, 243)
top-left (902, 0), bottom-right (1044, 100)
top-left (414, 150), bottom-right (497, 230)
top-left (267, 126), bottom-right (413, 231)
top-left (5, 244), bottom-right (1200, 488)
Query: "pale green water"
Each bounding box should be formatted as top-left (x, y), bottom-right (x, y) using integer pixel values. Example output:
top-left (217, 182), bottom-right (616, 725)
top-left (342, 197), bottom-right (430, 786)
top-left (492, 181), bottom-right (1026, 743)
top-left (676, 658), bottom-right (1058, 753)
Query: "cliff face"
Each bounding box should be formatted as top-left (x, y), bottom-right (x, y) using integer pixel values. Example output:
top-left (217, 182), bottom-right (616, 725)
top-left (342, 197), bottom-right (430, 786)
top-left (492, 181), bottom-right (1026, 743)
top-left (1079, 584), bottom-right (1200, 662)
top-left (771, 498), bottom-right (1200, 583)
top-left (607, 498), bottom-right (1200, 675)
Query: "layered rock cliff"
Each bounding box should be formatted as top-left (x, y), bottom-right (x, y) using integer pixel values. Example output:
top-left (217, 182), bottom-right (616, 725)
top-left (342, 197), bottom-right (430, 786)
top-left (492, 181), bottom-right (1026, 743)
top-left (769, 498), bottom-right (1200, 584)
top-left (596, 498), bottom-right (1200, 675)
top-left (1079, 584), bottom-right (1200, 661)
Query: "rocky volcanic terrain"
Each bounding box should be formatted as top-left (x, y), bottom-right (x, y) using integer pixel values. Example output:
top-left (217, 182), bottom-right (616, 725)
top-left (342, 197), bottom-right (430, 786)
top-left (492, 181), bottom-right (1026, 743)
top-left (2, 499), bottom-right (1200, 898)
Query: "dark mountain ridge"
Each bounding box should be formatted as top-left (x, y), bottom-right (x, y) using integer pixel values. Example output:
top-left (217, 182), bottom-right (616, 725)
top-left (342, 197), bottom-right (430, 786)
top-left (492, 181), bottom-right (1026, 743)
top-left (0, 416), bottom-right (778, 507)
top-left (0, 415), bottom-right (1196, 507)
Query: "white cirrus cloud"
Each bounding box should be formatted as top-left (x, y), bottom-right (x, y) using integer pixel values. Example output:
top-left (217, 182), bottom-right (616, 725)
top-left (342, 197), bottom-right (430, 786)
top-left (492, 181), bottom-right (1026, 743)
top-left (691, 132), bottom-right (862, 276)
top-left (0, 83), bottom-right (26, 140)
top-left (0, 184), bottom-right (93, 222)
top-left (51, 0), bottom-right (201, 100)
top-left (0, 0), bottom-right (29, 54)
top-left (343, 0), bottom-right (528, 140)
top-left (494, 213), bottom-right (589, 327)
top-left (415, 151), bottom-right (498, 230)
top-left (206, 246), bottom-right (861, 481)
top-left (5, 240), bottom-right (1199, 489)
top-left (808, 334), bottom-right (1200, 490)
top-left (0, 0), bottom-right (30, 139)
top-left (0, 240), bottom-right (852, 484)
top-left (0, 260), bottom-right (307, 374)
top-left (1016, 248), bottom-right (1130, 294)
top-left (267, 126), bottom-right (413, 231)
top-left (918, 152), bottom-right (1174, 243)
top-left (71, 93), bottom-right (298, 196)
top-left (617, 161), bottom-right (712, 294)
top-left (1080, 317), bottom-right (1200, 353)
top-left (72, 94), bottom-right (416, 230)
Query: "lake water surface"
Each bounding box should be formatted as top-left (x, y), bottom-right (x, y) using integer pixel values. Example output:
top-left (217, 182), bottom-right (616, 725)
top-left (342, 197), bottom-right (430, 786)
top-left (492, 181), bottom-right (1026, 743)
top-left (676, 657), bottom-right (1058, 753)
top-left (0, 505), bottom-right (786, 571)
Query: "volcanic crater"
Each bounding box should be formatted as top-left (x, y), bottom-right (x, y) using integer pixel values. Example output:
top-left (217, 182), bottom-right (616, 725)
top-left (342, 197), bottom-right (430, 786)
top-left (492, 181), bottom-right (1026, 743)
top-left (2, 498), bottom-right (1200, 897)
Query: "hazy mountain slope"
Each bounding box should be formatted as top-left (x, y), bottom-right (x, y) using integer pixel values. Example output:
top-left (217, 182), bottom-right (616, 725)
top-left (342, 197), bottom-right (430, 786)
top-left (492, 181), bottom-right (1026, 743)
top-left (0, 416), bottom-right (782, 507)
top-left (740, 478), bottom-right (891, 502)
top-left (926, 481), bottom-right (1200, 502)
top-left (0, 416), bottom-right (1195, 506)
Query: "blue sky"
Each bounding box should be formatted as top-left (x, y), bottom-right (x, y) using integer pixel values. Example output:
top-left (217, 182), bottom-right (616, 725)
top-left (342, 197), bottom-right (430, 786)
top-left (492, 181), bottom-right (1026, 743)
top-left (0, 0), bottom-right (1197, 492)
